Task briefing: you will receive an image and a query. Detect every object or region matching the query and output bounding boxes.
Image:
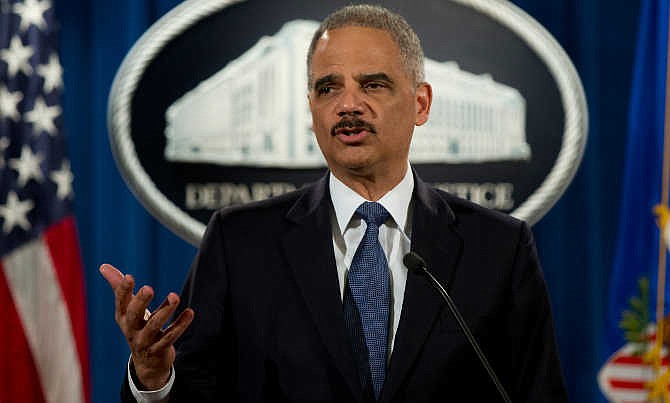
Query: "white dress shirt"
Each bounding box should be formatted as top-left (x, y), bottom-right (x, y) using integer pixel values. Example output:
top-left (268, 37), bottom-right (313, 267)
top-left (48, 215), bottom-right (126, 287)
top-left (329, 167), bottom-right (413, 354)
top-left (129, 166), bottom-right (414, 402)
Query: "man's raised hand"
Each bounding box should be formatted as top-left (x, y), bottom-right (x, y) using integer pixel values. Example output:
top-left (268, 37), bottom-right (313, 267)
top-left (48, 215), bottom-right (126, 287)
top-left (100, 264), bottom-right (194, 390)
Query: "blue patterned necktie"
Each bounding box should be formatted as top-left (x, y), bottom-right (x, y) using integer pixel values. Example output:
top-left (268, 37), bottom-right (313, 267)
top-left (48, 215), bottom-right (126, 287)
top-left (343, 201), bottom-right (391, 400)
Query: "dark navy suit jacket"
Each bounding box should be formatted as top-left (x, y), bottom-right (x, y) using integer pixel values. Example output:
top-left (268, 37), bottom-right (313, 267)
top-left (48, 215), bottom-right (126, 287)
top-left (122, 173), bottom-right (568, 402)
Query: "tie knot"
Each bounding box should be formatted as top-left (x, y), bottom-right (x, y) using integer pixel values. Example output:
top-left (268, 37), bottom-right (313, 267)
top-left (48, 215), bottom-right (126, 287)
top-left (356, 201), bottom-right (390, 227)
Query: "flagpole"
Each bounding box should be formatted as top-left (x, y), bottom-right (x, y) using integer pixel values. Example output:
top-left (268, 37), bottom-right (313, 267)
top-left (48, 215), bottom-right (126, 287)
top-left (655, 3), bottom-right (670, 369)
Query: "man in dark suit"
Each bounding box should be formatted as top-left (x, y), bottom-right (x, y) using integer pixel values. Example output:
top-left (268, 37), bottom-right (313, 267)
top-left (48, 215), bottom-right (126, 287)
top-left (101, 4), bottom-right (568, 402)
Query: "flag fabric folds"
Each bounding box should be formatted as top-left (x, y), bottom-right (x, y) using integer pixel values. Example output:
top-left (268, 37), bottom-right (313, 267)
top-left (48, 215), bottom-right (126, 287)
top-left (602, 0), bottom-right (669, 400)
top-left (0, 0), bottom-right (90, 402)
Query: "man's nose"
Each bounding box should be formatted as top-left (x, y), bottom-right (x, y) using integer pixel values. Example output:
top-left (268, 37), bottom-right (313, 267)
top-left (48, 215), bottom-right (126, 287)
top-left (336, 88), bottom-right (364, 116)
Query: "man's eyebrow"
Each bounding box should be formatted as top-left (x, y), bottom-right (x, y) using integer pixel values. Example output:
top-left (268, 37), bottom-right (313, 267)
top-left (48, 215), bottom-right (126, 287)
top-left (313, 74), bottom-right (341, 90)
top-left (356, 72), bottom-right (394, 84)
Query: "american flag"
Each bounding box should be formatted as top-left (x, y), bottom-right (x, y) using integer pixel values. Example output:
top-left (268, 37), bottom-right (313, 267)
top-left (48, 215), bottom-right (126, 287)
top-left (599, 332), bottom-right (670, 402)
top-left (0, 0), bottom-right (90, 402)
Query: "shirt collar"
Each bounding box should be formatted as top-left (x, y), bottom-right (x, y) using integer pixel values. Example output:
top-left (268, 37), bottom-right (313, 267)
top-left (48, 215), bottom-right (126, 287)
top-left (329, 164), bottom-right (414, 234)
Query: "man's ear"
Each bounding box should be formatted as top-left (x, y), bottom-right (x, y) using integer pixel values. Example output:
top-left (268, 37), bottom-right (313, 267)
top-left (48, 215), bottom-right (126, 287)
top-left (415, 82), bottom-right (432, 126)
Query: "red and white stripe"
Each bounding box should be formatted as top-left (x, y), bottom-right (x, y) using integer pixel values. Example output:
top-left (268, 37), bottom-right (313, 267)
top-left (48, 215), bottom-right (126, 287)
top-left (0, 217), bottom-right (90, 403)
top-left (598, 338), bottom-right (670, 402)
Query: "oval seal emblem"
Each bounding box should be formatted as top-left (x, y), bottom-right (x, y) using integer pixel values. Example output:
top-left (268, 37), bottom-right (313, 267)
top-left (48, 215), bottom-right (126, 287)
top-left (108, 0), bottom-right (588, 245)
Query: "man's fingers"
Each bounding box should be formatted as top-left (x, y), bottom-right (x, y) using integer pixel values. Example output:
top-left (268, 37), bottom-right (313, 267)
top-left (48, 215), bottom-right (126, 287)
top-left (152, 294), bottom-right (172, 314)
top-left (100, 264), bottom-right (133, 317)
top-left (100, 264), bottom-right (189, 363)
top-left (99, 264), bottom-right (124, 290)
top-left (140, 293), bottom-right (180, 342)
top-left (115, 274), bottom-right (135, 317)
top-left (125, 285), bottom-right (154, 329)
top-left (148, 308), bottom-right (195, 354)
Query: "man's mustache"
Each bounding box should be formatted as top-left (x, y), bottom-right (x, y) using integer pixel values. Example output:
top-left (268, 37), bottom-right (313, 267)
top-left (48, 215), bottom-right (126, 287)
top-left (330, 118), bottom-right (377, 136)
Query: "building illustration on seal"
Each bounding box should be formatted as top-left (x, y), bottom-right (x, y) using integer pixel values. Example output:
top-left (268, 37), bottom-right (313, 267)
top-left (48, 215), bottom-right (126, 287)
top-left (164, 20), bottom-right (531, 167)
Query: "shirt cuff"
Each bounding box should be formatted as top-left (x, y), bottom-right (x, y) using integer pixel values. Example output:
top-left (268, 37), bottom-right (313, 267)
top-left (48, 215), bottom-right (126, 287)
top-left (127, 356), bottom-right (174, 402)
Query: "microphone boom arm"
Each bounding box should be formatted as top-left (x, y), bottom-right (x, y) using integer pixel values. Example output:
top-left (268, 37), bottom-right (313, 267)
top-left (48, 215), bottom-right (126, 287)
top-left (405, 253), bottom-right (513, 403)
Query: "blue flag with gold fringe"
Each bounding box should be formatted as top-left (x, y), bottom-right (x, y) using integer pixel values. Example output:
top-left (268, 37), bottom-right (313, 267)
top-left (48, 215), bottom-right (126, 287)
top-left (599, 0), bottom-right (670, 400)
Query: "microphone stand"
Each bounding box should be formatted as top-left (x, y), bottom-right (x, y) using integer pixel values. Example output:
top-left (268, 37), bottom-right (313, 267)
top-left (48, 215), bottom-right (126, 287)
top-left (405, 252), bottom-right (512, 403)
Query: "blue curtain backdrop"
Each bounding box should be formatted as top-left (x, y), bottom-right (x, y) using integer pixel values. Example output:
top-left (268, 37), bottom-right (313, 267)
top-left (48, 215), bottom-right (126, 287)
top-left (52, 1), bottom-right (640, 402)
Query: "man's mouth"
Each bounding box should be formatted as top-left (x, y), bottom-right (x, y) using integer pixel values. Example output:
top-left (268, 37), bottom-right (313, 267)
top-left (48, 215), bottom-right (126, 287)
top-left (335, 127), bottom-right (368, 136)
top-left (330, 119), bottom-right (376, 138)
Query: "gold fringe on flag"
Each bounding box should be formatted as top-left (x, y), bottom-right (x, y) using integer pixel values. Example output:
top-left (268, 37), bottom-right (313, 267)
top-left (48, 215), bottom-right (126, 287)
top-left (647, 4), bottom-right (670, 400)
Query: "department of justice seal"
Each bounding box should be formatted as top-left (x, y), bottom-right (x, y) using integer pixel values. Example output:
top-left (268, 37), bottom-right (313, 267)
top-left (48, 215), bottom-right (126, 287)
top-left (108, 0), bottom-right (587, 245)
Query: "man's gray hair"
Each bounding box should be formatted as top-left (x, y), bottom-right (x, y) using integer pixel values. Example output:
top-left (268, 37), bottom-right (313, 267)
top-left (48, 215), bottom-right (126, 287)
top-left (307, 4), bottom-right (425, 88)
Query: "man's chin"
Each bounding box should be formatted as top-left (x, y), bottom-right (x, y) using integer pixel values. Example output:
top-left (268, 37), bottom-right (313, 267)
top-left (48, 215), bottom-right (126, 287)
top-left (337, 162), bottom-right (383, 180)
top-left (337, 157), bottom-right (375, 172)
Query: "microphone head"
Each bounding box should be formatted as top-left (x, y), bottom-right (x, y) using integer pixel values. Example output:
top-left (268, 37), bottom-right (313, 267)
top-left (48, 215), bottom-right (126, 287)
top-left (403, 252), bottom-right (427, 273)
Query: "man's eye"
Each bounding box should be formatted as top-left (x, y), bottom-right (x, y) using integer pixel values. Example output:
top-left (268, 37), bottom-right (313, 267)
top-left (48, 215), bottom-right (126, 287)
top-left (317, 86), bottom-right (333, 95)
top-left (363, 82), bottom-right (387, 91)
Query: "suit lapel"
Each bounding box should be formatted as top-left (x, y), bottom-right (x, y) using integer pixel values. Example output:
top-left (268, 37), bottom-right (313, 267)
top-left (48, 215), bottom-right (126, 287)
top-left (281, 175), bottom-right (365, 402)
top-left (381, 175), bottom-right (464, 403)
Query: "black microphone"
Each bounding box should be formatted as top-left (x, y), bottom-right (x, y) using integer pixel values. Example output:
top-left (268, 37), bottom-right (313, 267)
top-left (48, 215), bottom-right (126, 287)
top-left (403, 252), bottom-right (512, 403)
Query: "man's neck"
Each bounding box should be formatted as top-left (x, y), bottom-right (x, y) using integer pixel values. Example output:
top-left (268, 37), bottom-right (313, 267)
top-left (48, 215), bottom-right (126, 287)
top-left (330, 164), bottom-right (409, 201)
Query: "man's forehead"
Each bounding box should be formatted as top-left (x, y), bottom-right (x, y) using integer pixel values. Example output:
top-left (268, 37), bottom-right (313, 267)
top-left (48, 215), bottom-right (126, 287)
top-left (308, 25), bottom-right (407, 87)
top-left (315, 25), bottom-right (395, 46)
top-left (311, 27), bottom-right (401, 68)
